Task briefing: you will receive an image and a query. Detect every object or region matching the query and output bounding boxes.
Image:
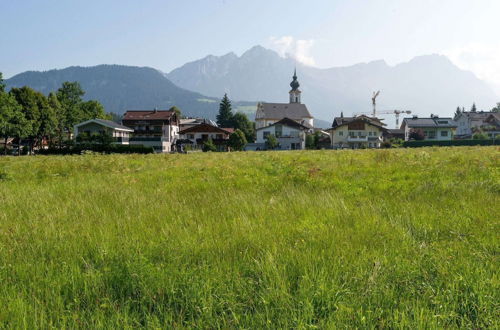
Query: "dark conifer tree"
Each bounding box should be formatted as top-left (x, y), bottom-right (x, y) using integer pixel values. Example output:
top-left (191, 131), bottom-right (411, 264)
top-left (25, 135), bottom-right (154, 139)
top-left (216, 94), bottom-right (233, 127)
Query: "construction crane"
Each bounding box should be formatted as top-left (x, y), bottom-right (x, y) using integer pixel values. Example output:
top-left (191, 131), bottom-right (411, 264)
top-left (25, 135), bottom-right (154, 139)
top-left (354, 110), bottom-right (412, 128)
top-left (372, 91), bottom-right (380, 117)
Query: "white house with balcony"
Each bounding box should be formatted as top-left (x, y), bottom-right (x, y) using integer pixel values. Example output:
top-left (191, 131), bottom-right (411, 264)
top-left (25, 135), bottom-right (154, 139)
top-left (454, 111), bottom-right (500, 139)
top-left (122, 109), bottom-right (179, 152)
top-left (74, 119), bottom-right (134, 144)
top-left (255, 117), bottom-right (310, 150)
top-left (326, 115), bottom-right (387, 149)
top-left (401, 116), bottom-right (457, 141)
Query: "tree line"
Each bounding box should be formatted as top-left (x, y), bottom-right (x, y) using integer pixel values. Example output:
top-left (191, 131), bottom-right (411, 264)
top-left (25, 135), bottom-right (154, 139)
top-left (0, 72), bottom-right (108, 155)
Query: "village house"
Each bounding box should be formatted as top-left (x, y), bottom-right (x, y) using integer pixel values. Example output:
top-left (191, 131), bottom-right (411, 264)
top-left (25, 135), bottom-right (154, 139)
top-left (178, 122), bottom-right (234, 151)
top-left (179, 118), bottom-right (218, 131)
top-left (122, 109), bottom-right (179, 152)
top-left (326, 115), bottom-right (387, 149)
top-left (73, 119), bottom-right (134, 144)
top-left (454, 111), bottom-right (500, 139)
top-left (401, 115), bottom-right (457, 141)
top-left (254, 117), bottom-right (310, 150)
top-left (255, 70), bottom-right (314, 129)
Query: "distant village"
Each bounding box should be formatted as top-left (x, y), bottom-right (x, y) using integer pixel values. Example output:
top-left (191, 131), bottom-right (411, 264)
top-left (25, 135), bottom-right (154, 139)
top-left (2, 70), bottom-right (500, 155)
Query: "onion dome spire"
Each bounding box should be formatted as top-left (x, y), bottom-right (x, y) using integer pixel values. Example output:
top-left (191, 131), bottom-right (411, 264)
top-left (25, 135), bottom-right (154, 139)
top-left (290, 68), bottom-right (300, 91)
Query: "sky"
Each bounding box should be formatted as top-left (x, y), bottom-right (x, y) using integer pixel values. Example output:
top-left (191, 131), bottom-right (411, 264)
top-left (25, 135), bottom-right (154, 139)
top-left (1, 0), bottom-right (499, 95)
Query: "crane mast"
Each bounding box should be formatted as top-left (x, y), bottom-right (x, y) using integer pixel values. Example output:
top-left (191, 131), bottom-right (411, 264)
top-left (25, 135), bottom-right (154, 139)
top-left (372, 91), bottom-right (380, 117)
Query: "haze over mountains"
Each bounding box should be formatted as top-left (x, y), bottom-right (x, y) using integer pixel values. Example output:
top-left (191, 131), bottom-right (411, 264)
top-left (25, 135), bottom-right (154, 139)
top-left (5, 45), bottom-right (498, 128)
top-left (168, 45), bottom-right (498, 125)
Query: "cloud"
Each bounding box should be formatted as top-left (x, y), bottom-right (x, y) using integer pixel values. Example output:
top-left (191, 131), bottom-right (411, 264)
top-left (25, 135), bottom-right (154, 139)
top-left (443, 43), bottom-right (500, 96)
top-left (268, 36), bottom-right (316, 66)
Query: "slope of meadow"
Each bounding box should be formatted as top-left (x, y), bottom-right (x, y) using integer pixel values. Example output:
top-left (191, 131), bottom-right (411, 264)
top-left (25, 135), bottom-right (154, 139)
top-left (0, 148), bottom-right (498, 328)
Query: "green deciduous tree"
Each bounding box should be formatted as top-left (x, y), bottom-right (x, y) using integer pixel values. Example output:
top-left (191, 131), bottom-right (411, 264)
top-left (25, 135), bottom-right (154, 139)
top-left (0, 92), bottom-right (30, 155)
top-left (79, 100), bottom-right (107, 120)
top-left (169, 106), bottom-right (182, 119)
top-left (216, 94), bottom-right (233, 128)
top-left (57, 82), bottom-right (85, 139)
top-left (228, 129), bottom-right (247, 151)
top-left (9, 87), bottom-right (41, 152)
top-left (48, 92), bottom-right (65, 148)
top-left (232, 112), bottom-right (255, 142)
top-left (265, 134), bottom-right (279, 150)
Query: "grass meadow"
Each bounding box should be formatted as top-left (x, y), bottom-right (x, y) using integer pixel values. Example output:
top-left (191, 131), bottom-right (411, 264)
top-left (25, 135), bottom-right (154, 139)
top-left (0, 147), bottom-right (498, 328)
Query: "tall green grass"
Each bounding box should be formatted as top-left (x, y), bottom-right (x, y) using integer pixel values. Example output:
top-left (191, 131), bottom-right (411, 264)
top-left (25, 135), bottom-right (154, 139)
top-left (0, 147), bottom-right (498, 328)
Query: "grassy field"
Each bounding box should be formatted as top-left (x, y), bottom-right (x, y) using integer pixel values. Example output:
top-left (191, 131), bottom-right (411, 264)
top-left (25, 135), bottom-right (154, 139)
top-left (0, 147), bottom-right (498, 328)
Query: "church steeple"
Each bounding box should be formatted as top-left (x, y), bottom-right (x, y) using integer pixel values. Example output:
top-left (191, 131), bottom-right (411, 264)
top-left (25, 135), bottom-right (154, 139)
top-left (289, 68), bottom-right (301, 103)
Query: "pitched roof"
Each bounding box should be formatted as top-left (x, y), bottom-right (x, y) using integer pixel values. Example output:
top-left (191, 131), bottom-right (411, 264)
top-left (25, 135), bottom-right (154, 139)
top-left (402, 117), bottom-right (457, 129)
top-left (75, 119), bottom-right (134, 131)
top-left (257, 102), bottom-right (313, 120)
top-left (328, 116), bottom-right (387, 130)
top-left (256, 117), bottom-right (310, 131)
top-left (178, 122), bottom-right (233, 135)
top-left (123, 110), bottom-right (175, 121)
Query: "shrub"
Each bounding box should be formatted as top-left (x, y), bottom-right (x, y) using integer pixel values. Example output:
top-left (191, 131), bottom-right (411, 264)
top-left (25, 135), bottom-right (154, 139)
top-left (228, 129), bottom-right (247, 151)
top-left (403, 139), bottom-right (499, 148)
top-left (202, 138), bottom-right (217, 152)
top-left (409, 128), bottom-right (425, 140)
top-left (37, 144), bottom-right (154, 155)
top-left (265, 134), bottom-right (279, 150)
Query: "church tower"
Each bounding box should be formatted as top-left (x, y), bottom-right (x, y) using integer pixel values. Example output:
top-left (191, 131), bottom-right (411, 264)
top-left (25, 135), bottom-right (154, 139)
top-left (289, 69), bottom-right (301, 104)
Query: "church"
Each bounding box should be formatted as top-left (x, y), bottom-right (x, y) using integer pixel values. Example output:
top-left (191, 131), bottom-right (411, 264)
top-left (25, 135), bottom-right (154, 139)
top-left (255, 70), bottom-right (314, 129)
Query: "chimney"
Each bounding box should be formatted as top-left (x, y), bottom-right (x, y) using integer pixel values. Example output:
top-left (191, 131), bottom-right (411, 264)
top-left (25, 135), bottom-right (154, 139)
top-left (153, 107), bottom-right (158, 113)
top-left (412, 115), bottom-right (418, 119)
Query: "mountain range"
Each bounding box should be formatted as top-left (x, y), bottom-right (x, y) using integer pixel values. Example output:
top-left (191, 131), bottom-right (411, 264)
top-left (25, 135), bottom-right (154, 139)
top-left (168, 46), bottom-right (498, 126)
top-left (5, 45), bottom-right (499, 128)
top-left (5, 65), bottom-right (254, 120)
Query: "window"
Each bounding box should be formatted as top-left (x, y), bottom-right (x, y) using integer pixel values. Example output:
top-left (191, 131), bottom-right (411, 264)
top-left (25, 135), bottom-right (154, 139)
top-left (263, 131), bottom-right (270, 138)
top-left (216, 134), bottom-right (223, 139)
top-left (187, 134), bottom-right (194, 139)
top-left (339, 131), bottom-right (343, 136)
top-left (441, 131), bottom-right (448, 137)
top-left (275, 125), bottom-right (283, 138)
top-left (349, 131), bottom-right (355, 137)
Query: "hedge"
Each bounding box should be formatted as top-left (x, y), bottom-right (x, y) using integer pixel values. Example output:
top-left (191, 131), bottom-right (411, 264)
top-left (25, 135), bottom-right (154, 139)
top-left (37, 144), bottom-right (155, 155)
top-left (403, 139), bottom-right (499, 148)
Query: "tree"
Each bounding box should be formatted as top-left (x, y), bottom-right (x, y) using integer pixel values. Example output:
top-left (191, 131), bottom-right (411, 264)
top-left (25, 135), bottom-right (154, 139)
top-left (454, 106), bottom-right (462, 119)
top-left (57, 82), bottom-right (85, 139)
top-left (232, 112), bottom-right (255, 142)
top-left (169, 106), bottom-right (182, 119)
top-left (0, 92), bottom-right (30, 155)
top-left (216, 94), bottom-right (233, 127)
top-left (491, 103), bottom-right (500, 113)
top-left (37, 93), bottom-right (58, 148)
top-left (473, 131), bottom-right (488, 140)
top-left (265, 134), bottom-right (279, 150)
top-left (9, 87), bottom-right (41, 153)
top-left (228, 129), bottom-right (247, 151)
top-left (48, 92), bottom-right (65, 148)
top-left (79, 100), bottom-right (107, 120)
top-left (202, 138), bottom-right (216, 152)
top-left (305, 134), bottom-right (315, 149)
top-left (0, 72), bottom-right (5, 93)
top-left (408, 128), bottom-right (425, 141)
top-left (471, 102), bottom-right (477, 112)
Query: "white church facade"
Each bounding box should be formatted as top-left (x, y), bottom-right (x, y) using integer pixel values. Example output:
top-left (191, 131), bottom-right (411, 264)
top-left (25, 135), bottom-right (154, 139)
top-left (255, 70), bottom-right (314, 129)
